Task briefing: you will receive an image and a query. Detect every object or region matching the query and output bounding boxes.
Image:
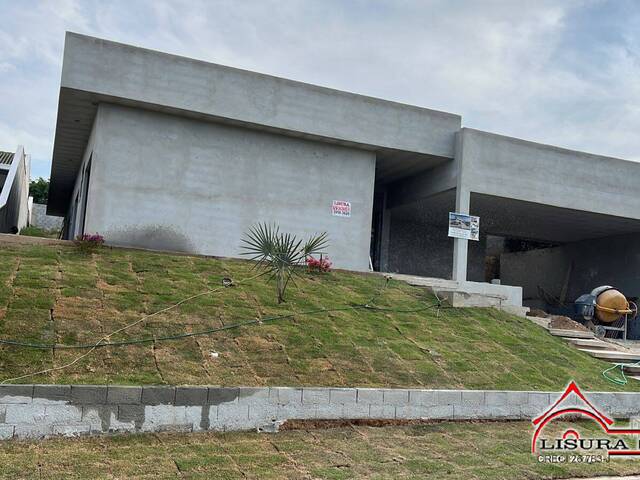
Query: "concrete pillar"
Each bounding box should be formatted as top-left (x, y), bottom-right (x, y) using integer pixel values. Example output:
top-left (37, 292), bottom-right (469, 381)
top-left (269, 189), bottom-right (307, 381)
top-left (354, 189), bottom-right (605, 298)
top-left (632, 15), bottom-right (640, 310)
top-left (379, 192), bottom-right (391, 272)
top-left (452, 130), bottom-right (470, 282)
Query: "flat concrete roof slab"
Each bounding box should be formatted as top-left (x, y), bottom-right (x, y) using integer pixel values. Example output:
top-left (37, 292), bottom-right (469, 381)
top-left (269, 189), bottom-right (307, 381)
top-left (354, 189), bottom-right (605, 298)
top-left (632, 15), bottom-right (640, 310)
top-left (48, 32), bottom-right (461, 215)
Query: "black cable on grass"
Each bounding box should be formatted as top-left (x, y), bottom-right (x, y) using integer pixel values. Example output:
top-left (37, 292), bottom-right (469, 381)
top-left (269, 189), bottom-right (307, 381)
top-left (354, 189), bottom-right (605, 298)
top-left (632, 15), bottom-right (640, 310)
top-left (0, 302), bottom-right (447, 350)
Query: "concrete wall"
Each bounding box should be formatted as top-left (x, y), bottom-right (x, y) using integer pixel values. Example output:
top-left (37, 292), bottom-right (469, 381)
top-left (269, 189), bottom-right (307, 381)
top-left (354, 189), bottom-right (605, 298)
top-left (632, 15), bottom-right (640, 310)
top-left (0, 147), bottom-right (30, 234)
top-left (1, 384), bottom-right (638, 440)
top-left (459, 128), bottom-right (640, 221)
top-left (31, 204), bottom-right (63, 231)
top-left (501, 232), bottom-right (640, 305)
top-left (83, 104), bottom-right (376, 271)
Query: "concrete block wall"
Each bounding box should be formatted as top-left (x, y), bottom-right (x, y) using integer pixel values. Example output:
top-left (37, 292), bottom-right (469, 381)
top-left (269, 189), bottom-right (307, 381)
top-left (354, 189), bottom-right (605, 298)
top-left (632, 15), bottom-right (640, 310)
top-left (0, 385), bottom-right (639, 440)
top-left (30, 203), bottom-right (63, 231)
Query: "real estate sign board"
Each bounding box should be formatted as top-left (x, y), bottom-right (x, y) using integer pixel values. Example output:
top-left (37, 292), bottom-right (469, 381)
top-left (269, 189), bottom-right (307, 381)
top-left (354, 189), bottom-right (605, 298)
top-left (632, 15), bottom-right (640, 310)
top-left (448, 212), bottom-right (480, 241)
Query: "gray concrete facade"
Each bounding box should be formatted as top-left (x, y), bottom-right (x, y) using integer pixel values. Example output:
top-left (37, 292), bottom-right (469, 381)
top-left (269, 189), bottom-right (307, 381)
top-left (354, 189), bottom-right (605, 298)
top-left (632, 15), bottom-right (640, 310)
top-left (0, 146), bottom-right (31, 234)
top-left (1, 384), bottom-right (637, 440)
top-left (48, 33), bottom-right (640, 307)
top-left (30, 203), bottom-right (63, 231)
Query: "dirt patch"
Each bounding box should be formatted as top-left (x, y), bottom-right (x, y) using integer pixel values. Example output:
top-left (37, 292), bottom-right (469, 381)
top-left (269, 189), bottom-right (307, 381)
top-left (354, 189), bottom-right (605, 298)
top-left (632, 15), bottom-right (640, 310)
top-left (280, 418), bottom-right (515, 431)
top-left (549, 315), bottom-right (590, 332)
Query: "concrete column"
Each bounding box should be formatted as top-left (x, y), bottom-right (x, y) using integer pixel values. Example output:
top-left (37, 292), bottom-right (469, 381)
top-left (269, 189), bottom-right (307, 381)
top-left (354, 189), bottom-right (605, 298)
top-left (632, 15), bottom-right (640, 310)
top-left (379, 192), bottom-right (391, 272)
top-left (452, 130), bottom-right (470, 282)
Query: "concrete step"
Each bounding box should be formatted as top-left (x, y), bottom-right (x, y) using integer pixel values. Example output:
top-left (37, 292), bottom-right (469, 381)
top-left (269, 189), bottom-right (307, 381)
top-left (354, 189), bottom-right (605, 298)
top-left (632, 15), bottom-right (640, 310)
top-left (548, 328), bottom-right (594, 339)
top-left (565, 338), bottom-right (613, 350)
top-left (579, 348), bottom-right (640, 362)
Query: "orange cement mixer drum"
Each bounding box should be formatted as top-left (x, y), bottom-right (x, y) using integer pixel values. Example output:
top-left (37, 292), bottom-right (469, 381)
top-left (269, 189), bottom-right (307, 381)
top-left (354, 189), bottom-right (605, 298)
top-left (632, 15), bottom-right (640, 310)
top-left (595, 289), bottom-right (631, 323)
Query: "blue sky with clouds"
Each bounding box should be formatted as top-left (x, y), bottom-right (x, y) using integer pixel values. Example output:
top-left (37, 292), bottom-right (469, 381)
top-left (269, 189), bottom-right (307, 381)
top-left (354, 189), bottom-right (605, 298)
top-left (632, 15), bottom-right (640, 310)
top-left (1, 0), bottom-right (639, 179)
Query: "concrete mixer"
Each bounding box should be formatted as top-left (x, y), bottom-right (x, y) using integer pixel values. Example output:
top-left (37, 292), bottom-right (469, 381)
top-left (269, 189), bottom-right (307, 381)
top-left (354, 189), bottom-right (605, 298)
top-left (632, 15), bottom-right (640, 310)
top-left (575, 286), bottom-right (638, 340)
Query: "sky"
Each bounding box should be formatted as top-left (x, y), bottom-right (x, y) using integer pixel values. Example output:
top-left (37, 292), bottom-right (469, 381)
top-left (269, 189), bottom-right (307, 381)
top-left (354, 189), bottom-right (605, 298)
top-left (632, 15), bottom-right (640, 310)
top-left (1, 0), bottom-right (639, 179)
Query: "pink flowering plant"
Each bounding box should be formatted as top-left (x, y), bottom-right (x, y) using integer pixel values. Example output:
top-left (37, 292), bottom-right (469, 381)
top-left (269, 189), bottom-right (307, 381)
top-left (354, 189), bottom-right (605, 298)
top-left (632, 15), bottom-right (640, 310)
top-left (306, 255), bottom-right (332, 273)
top-left (74, 233), bottom-right (105, 253)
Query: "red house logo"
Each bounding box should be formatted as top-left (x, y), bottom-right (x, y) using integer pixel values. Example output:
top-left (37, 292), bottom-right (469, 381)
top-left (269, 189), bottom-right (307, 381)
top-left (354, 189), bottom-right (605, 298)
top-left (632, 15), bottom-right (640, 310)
top-left (532, 381), bottom-right (640, 457)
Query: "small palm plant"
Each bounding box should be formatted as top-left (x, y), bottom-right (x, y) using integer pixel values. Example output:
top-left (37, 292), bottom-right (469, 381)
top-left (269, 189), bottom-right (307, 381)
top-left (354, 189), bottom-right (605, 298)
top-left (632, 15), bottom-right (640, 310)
top-left (241, 223), bottom-right (329, 303)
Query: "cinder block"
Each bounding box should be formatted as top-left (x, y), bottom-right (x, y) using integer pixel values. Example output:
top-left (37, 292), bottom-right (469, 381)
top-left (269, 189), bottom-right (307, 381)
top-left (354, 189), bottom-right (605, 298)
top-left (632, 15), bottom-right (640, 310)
top-left (274, 388), bottom-right (302, 405)
top-left (330, 388), bottom-right (357, 404)
top-left (118, 404), bottom-right (145, 424)
top-left (277, 403), bottom-right (316, 420)
top-left (357, 388), bottom-right (383, 405)
top-left (409, 390), bottom-right (436, 406)
top-left (369, 405), bottom-right (396, 419)
top-left (316, 403), bottom-right (344, 419)
top-left (397, 404), bottom-right (453, 420)
top-left (453, 404), bottom-right (488, 420)
top-left (216, 404), bottom-right (252, 431)
top-left (342, 402), bottom-right (370, 419)
top-left (71, 386), bottom-right (107, 404)
top-left (527, 392), bottom-right (551, 408)
top-left (175, 387), bottom-right (208, 406)
top-left (238, 387), bottom-right (271, 404)
top-left (248, 404), bottom-right (278, 423)
top-left (208, 387), bottom-right (239, 405)
top-left (506, 392), bottom-right (528, 406)
top-left (0, 425), bottom-right (14, 440)
top-left (140, 405), bottom-right (184, 432)
top-left (435, 390), bottom-right (462, 405)
top-left (141, 386), bottom-right (175, 405)
top-left (0, 385), bottom-right (33, 404)
top-left (33, 385), bottom-right (71, 404)
top-left (183, 405), bottom-right (205, 431)
top-left (107, 386), bottom-right (142, 405)
top-left (44, 405), bottom-right (83, 424)
top-left (5, 404), bottom-right (46, 424)
top-left (382, 389), bottom-right (409, 406)
top-left (485, 392), bottom-right (508, 406)
top-left (302, 388), bottom-right (330, 404)
top-left (52, 423), bottom-right (91, 437)
top-left (13, 424), bottom-right (52, 439)
top-left (82, 405), bottom-right (114, 432)
top-left (460, 391), bottom-right (485, 406)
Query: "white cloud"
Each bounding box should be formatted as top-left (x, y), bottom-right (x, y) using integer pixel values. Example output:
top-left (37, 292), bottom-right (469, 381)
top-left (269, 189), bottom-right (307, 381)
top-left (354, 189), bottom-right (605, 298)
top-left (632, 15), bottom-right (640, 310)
top-left (0, 0), bottom-right (639, 179)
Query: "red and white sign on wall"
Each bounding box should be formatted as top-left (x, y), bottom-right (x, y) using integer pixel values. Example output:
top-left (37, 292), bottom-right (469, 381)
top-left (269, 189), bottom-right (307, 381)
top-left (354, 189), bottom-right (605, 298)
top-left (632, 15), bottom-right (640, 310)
top-left (331, 200), bottom-right (351, 217)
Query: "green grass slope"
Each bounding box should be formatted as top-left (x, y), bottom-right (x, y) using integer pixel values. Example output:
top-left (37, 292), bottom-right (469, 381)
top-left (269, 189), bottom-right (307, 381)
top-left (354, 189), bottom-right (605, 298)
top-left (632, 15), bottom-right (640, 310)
top-left (0, 242), bottom-right (632, 391)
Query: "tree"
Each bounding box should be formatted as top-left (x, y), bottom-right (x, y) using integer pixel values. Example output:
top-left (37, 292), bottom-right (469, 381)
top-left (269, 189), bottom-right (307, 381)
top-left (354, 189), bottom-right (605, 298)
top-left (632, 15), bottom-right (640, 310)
top-left (29, 177), bottom-right (49, 204)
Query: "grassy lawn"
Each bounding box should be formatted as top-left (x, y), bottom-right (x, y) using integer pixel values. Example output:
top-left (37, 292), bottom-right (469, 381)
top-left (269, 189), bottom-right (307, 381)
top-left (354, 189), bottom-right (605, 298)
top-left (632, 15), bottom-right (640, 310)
top-left (0, 242), bottom-right (634, 391)
top-left (0, 421), bottom-right (639, 479)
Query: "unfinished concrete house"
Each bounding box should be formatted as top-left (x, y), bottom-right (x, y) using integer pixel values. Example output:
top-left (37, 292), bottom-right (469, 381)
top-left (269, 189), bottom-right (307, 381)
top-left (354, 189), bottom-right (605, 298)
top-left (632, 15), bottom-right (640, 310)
top-left (47, 33), bottom-right (640, 311)
top-left (0, 147), bottom-right (31, 234)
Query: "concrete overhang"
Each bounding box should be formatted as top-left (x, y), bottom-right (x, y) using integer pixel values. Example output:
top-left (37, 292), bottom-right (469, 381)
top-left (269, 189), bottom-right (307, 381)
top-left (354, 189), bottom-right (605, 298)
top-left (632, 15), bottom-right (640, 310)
top-left (460, 128), bottom-right (640, 221)
top-left (48, 32), bottom-right (461, 215)
top-left (391, 190), bottom-right (640, 244)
